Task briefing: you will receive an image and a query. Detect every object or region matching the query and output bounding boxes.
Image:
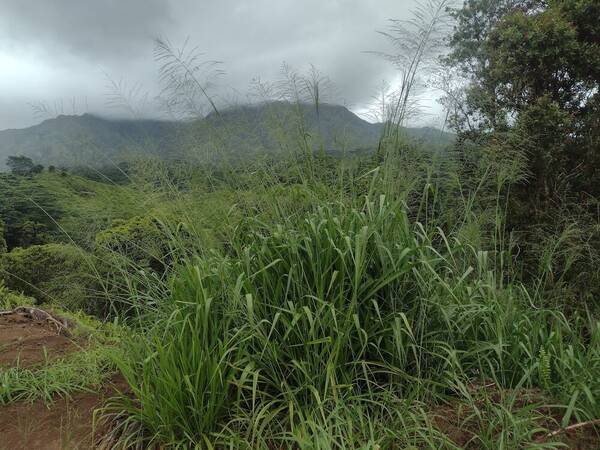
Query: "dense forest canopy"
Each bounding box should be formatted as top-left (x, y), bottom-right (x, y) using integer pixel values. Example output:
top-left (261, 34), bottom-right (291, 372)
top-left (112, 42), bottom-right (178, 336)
top-left (446, 0), bottom-right (600, 203)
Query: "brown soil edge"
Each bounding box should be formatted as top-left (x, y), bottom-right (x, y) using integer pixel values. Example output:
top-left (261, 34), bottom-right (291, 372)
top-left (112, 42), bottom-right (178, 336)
top-left (0, 376), bottom-right (127, 450)
top-left (0, 310), bottom-right (76, 368)
top-left (0, 310), bottom-right (126, 450)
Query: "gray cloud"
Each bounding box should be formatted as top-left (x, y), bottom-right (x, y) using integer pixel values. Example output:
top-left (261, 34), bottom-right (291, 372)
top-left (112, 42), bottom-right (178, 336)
top-left (0, 0), bottom-right (442, 130)
top-left (0, 0), bottom-right (171, 61)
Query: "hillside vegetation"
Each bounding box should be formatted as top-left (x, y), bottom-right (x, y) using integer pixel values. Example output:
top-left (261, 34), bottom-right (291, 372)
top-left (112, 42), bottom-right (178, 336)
top-left (0, 0), bottom-right (599, 448)
top-left (0, 103), bottom-right (454, 169)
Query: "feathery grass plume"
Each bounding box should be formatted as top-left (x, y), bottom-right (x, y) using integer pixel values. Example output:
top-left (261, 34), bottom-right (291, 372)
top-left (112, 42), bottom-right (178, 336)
top-left (154, 36), bottom-right (224, 120)
top-left (369, 0), bottom-right (452, 140)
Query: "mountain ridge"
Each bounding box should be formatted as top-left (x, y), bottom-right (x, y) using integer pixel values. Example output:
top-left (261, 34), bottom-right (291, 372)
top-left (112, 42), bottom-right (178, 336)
top-left (0, 103), bottom-right (453, 169)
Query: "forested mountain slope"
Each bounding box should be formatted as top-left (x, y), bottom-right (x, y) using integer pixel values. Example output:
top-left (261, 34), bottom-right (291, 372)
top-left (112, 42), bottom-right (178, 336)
top-left (0, 102), bottom-right (453, 168)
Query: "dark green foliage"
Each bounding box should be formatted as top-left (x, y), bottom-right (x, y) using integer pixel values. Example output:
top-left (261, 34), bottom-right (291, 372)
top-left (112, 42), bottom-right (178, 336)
top-left (7, 155), bottom-right (34, 175)
top-left (445, 0), bottom-right (600, 311)
top-left (486, 2), bottom-right (600, 198)
top-left (6, 155), bottom-right (43, 176)
top-left (0, 243), bottom-right (91, 309)
top-left (0, 280), bottom-right (36, 308)
top-left (447, 0), bottom-right (600, 201)
top-left (447, 0), bottom-right (545, 79)
top-left (70, 162), bottom-right (130, 184)
top-left (0, 173), bottom-right (63, 249)
top-left (0, 220), bottom-right (6, 254)
top-left (95, 215), bottom-right (168, 272)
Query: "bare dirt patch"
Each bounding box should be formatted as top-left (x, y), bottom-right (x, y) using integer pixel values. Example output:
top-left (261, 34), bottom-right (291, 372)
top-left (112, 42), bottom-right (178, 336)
top-left (0, 377), bottom-right (126, 450)
top-left (0, 311), bottom-right (76, 368)
top-left (0, 310), bottom-right (125, 449)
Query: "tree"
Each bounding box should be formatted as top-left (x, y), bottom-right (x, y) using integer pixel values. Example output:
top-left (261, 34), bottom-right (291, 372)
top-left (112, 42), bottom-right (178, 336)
top-left (31, 164), bottom-right (44, 174)
top-left (0, 243), bottom-right (89, 309)
top-left (0, 219), bottom-right (6, 254)
top-left (6, 155), bottom-right (44, 176)
top-left (445, 0), bottom-right (600, 206)
top-left (0, 174), bottom-right (63, 249)
top-left (7, 156), bottom-right (36, 176)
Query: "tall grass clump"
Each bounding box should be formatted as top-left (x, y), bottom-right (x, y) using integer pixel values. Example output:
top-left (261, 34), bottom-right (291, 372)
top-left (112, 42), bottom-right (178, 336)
top-left (99, 260), bottom-right (247, 449)
top-left (90, 1), bottom-right (599, 445)
top-left (232, 197), bottom-right (417, 408)
top-left (89, 78), bottom-right (600, 446)
top-left (98, 182), bottom-right (600, 447)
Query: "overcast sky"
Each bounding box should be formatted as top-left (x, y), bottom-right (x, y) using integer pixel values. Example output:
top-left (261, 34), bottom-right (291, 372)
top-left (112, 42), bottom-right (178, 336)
top-left (0, 0), bottom-right (445, 130)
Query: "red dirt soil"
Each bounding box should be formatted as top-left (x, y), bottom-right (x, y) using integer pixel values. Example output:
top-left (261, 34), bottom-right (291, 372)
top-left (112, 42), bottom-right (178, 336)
top-left (0, 379), bottom-right (125, 450)
top-left (0, 311), bottom-right (124, 450)
top-left (0, 311), bottom-right (76, 368)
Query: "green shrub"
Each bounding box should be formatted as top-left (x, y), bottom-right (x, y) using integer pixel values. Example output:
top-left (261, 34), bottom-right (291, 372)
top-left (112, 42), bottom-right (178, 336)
top-left (0, 243), bottom-right (91, 310)
top-left (0, 173), bottom-right (63, 249)
top-left (0, 280), bottom-right (36, 309)
top-left (95, 215), bottom-right (168, 272)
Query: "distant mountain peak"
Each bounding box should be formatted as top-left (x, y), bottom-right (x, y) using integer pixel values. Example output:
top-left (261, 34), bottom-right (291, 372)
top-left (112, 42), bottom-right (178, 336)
top-left (0, 102), bottom-right (453, 169)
